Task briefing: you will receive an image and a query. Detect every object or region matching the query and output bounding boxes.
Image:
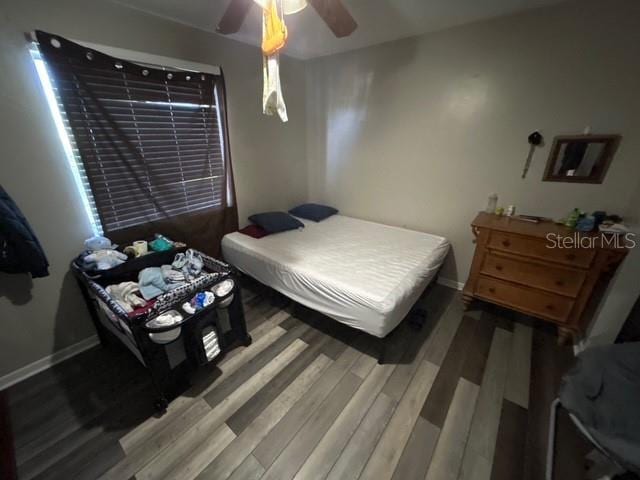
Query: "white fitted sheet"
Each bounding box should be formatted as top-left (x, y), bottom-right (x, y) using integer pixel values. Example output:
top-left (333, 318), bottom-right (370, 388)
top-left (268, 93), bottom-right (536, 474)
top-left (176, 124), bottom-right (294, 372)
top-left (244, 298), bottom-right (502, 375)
top-left (222, 215), bottom-right (450, 337)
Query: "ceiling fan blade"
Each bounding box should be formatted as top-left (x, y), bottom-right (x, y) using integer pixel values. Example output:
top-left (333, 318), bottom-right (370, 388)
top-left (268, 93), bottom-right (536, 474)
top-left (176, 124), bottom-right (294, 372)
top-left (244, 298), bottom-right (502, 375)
top-left (217, 0), bottom-right (254, 34)
top-left (308, 0), bottom-right (357, 37)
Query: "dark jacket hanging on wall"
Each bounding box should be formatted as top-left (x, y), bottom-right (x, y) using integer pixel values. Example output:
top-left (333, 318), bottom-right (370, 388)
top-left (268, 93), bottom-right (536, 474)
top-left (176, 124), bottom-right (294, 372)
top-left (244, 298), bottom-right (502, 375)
top-left (0, 185), bottom-right (49, 278)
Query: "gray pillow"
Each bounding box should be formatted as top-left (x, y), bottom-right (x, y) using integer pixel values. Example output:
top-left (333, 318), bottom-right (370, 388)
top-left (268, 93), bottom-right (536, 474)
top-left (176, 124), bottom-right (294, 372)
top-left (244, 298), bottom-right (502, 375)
top-left (288, 203), bottom-right (338, 222)
top-left (248, 212), bottom-right (304, 234)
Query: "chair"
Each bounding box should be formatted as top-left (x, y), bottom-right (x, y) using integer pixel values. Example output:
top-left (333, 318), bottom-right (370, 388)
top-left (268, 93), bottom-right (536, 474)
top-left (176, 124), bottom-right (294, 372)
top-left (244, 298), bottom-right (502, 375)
top-left (546, 343), bottom-right (640, 480)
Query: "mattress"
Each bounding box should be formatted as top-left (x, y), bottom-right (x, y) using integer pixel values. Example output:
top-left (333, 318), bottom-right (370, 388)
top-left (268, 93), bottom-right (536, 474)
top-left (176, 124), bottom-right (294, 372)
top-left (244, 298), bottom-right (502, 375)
top-left (221, 215), bottom-right (450, 337)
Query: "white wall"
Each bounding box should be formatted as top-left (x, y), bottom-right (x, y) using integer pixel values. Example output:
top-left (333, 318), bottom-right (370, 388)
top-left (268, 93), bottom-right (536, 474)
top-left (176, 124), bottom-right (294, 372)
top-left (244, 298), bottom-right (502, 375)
top-left (0, 0), bottom-right (307, 377)
top-left (305, 0), bottom-right (640, 285)
top-left (586, 179), bottom-right (640, 346)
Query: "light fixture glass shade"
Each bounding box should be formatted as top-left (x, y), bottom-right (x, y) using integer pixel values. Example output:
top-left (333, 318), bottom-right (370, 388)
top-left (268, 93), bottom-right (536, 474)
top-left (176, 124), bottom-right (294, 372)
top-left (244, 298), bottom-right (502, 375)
top-left (253, 0), bottom-right (308, 15)
top-left (283, 0), bottom-right (307, 14)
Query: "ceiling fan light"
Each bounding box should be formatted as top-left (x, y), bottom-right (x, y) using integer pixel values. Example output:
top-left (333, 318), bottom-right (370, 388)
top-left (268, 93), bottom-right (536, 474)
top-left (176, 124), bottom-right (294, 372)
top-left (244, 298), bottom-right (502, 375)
top-left (283, 0), bottom-right (307, 15)
top-left (252, 0), bottom-right (307, 15)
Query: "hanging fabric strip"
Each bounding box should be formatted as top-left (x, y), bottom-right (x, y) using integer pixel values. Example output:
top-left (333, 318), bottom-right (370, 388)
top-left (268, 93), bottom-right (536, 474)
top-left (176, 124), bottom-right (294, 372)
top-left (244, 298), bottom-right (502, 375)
top-left (261, 0), bottom-right (288, 122)
top-left (261, 0), bottom-right (288, 56)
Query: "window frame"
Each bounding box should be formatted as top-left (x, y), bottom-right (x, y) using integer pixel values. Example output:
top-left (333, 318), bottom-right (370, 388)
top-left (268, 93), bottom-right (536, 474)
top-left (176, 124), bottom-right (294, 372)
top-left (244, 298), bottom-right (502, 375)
top-left (30, 34), bottom-right (227, 236)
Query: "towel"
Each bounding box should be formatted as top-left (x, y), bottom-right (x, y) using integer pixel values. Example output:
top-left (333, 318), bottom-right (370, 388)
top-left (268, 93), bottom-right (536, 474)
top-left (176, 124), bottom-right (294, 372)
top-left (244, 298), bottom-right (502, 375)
top-left (106, 281), bottom-right (146, 313)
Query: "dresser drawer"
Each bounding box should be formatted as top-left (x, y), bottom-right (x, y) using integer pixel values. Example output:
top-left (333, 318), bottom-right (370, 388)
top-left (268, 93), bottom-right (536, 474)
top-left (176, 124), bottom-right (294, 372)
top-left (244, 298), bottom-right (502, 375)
top-left (487, 231), bottom-right (595, 268)
top-left (481, 252), bottom-right (586, 297)
top-left (475, 276), bottom-right (574, 323)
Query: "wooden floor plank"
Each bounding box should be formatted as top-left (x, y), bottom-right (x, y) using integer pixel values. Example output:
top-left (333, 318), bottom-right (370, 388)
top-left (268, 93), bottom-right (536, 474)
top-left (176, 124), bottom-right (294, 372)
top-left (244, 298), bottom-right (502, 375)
top-left (259, 372), bottom-right (362, 480)
top-left (425, 378), bottom-right (480, 480)
top-left (459, 451), bottom-right (493, 480)
top-left (460, 311), bottom-right (496, 386)
top-left (293, 362), bottom-right (396, 480)
top-left (32, 431), bottom-right (125, 480)
top-left (227, 454), bottom-right (264, 480)
top-left (8, 282), bottom-right (588, 480)
top-left (18, 421), bottom-right (104, 480)
top-left (280, 315), bottom-right (304, 331)
top-left (17, 378), bottom-right (152, 473)
top-left (523, 327), bottom-right (557, 480)
top-left (195, 354), bottom-right (332, 480)
top-left (490, 400), bottom-right (528, 480)
top-left (204, 322), bottom-right (310, 408)
top-left (11, 355), bottom-right (140, 437)
top-left (349, 350), bottom-right (377, 380)
top-left (103, 339), bottom-right (307, 480)
top-left (14, 362), bottom-right (147, 453)
top-left (381, 290), bottom-right (456, 402)
top-left (359, 360), bottom-right (439, 480)
top-left (523, 327), bottom-right (582, 480)
top-left (226, 330), bottom-right (331, 435)
top-left (253, 346), bottom-right (361, 468)
top-left (325, 392), bottom-right (396, 480)
top-left (319, 329), bottom-right (354, 360)
top-left (391, 416), bottom-right (439, 480)
top-left (8, 346), bottom-right (133, 408)
top-left (248, 310), bottom-right (291, 343)
top-left (132, 402), bottom-right (227, 480)
top-left (459, 328), bottom-right (513, 476)
top-left (424, 295), bottom-right (466, 366)
top-left (124, 398), bottom-right (211, 457)
top-left (243, 301), bottom-right (271, 332)
top-left (504, 322), bottom-right (533, 409)
top-left (23, 381), bottom-right (154, 480)
top-left (119, 324), bottom-right (287, 453)
top-left (420, 315), bottom-right (476, 427)
top-left (349, 337), bottom-right (379, 380)
top-left (28, 388), bottom-right (155, 480)
top-left (160, 424), bottom-right (235, 480)
top-left (222, 309), bottom-right (291, 367)
top-left (485, 306), bottom-right (515, 332)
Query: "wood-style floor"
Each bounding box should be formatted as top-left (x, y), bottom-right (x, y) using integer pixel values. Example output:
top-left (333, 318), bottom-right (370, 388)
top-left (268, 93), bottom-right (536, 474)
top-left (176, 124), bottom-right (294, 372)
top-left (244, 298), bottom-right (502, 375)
top-left (5, 279), bottom-right (590, 480)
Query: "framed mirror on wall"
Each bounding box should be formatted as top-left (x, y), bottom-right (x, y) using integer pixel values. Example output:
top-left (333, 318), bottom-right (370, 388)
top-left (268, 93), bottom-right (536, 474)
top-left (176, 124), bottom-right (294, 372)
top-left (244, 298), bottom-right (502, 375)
top-left (543, 134), bottom-right (621, 184)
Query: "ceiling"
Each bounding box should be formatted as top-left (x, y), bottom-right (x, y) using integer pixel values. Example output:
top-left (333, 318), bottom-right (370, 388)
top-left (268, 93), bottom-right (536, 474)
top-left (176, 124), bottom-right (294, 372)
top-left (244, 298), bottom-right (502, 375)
top-left (114, 0), bottom-right (569, 59)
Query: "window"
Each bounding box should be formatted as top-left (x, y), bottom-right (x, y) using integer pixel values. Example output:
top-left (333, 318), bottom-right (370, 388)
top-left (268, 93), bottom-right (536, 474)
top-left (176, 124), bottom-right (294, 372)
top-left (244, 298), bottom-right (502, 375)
top-left (33, 32), bottom-right (232, 236)
top-left (31, 46), bottom-right (103, 235)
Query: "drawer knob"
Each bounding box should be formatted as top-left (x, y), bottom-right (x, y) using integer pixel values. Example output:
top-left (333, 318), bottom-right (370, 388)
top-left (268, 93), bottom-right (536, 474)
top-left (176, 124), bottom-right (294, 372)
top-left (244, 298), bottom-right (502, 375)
top-left (545, 304), bottom-right (555, 311)
top-left (495, 265), bottom-right (503, 271)
top-left (502, 240), bottom-right (511, 247)
top-left (488, 287), bottom-right (496, 294)
top-left (555, 280), bottom-right (565, 287)
top-left (566, 253), bottom-right (576, 261)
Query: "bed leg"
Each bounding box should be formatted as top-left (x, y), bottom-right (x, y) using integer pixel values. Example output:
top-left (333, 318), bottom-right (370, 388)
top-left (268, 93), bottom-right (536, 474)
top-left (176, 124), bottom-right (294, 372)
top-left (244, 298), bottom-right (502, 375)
top-left (409, 307), bottom-right (428, 330)
top-left (378, 332), bottom-right (393, 365)
top-left (378, 341), bottom-right (386, 365)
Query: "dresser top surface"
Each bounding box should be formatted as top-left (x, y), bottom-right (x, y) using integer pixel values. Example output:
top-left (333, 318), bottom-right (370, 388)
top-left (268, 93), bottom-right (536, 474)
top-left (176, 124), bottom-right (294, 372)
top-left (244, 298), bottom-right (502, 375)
top-left (471, 212), bottom-right (628, 251)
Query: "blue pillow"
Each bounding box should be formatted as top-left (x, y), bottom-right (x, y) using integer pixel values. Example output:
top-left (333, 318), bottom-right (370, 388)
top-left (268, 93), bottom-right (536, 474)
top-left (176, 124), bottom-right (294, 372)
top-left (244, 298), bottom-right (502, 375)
top-left (288, 203), bottom-right (338, 222)
top-left (248, 212), bottom-right (304, 234)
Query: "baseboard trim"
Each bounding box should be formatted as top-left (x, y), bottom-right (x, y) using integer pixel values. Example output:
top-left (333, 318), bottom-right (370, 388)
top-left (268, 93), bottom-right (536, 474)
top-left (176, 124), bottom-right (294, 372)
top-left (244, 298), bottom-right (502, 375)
top-left (0, 335), bottom-right (99, 391)
top-left (437, 276), bottom-right (464, 291)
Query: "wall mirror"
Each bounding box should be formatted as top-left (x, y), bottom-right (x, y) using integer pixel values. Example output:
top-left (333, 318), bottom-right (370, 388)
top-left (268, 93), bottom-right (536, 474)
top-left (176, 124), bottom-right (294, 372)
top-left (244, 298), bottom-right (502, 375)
top-left (543, 134), bottom-right (621, 184)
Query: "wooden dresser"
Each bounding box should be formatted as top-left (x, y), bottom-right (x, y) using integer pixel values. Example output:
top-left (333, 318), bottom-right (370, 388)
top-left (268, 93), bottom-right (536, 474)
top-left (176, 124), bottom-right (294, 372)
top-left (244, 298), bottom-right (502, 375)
top-left (463, 212), bottom-right (628, 343)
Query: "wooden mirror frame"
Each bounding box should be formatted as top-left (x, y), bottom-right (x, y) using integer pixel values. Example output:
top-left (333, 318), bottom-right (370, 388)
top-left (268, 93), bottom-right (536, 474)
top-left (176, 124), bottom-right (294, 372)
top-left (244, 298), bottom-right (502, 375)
top-left (542, 134), bottom-right (621, 184)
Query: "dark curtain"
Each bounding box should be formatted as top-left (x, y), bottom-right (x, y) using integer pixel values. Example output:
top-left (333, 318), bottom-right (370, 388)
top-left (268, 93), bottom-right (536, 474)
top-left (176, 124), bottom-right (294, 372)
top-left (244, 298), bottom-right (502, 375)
top-left (36, 31), bottom-right (238, 258)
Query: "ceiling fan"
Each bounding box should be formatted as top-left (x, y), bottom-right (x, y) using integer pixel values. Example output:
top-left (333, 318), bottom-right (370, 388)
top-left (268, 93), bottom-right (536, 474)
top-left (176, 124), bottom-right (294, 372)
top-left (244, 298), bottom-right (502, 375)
top-left (217, 0), bottom-right (358, 38)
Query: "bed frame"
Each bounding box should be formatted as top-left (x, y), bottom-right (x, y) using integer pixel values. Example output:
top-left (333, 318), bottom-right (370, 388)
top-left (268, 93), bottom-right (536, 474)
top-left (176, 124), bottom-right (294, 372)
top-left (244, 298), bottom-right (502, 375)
top-left (241, 272), bottom-right (435, 364)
